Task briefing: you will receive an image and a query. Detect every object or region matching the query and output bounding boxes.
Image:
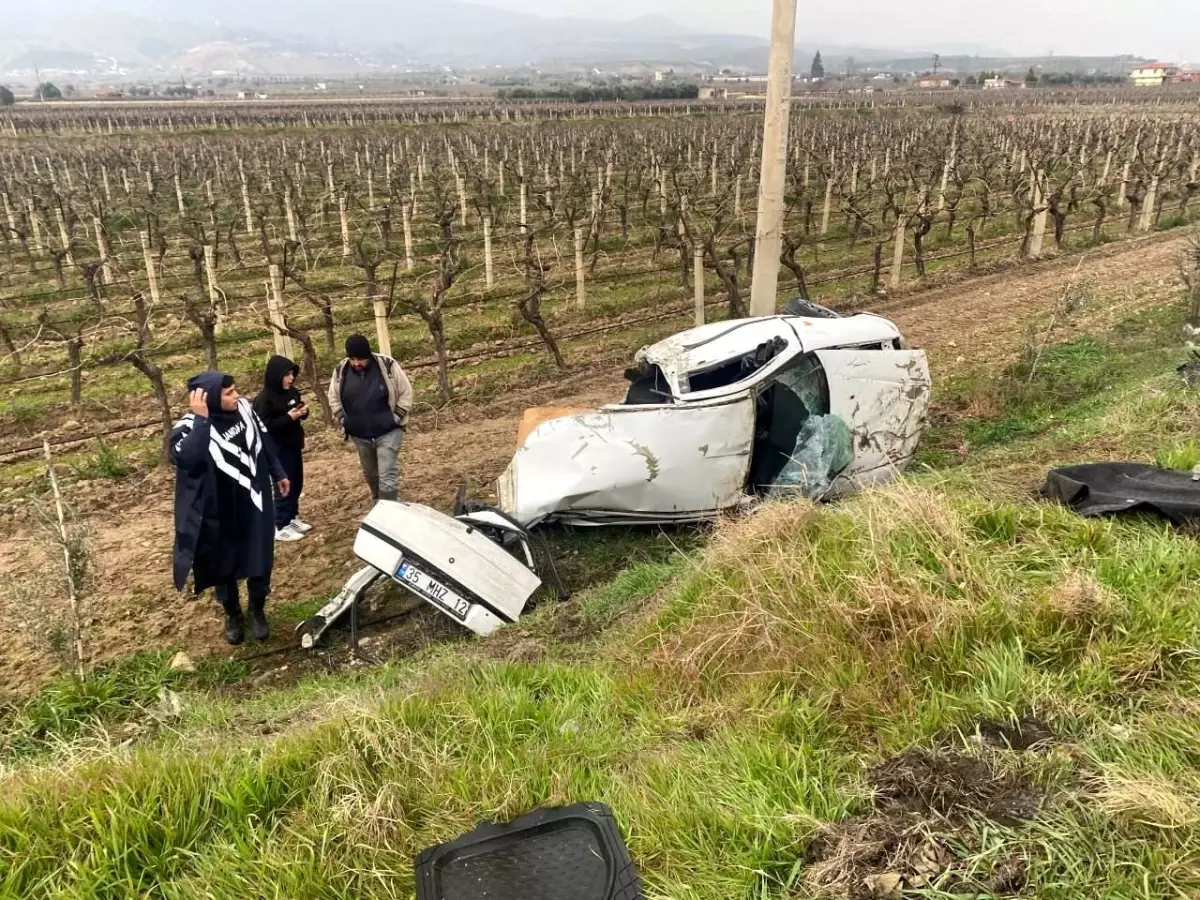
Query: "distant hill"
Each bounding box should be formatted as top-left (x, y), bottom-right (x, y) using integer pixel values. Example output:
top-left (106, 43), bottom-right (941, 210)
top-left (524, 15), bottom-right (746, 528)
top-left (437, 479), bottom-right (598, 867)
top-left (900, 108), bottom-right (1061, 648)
top-left (0, 0), bottom-right (1135, 79)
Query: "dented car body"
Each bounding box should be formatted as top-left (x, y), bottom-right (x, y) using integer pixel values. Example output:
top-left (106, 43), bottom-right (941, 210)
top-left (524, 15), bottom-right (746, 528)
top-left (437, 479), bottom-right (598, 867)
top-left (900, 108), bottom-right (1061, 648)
top-left (497, 308), bottom-right (932, 528)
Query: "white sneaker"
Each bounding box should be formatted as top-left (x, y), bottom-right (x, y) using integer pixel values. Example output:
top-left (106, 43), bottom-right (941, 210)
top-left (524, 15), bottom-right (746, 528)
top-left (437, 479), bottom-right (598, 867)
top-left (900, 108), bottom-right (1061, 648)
top-left (276, 525), bottom-right (304, 542)
top-left (290, 517), bottom-right (313, 535)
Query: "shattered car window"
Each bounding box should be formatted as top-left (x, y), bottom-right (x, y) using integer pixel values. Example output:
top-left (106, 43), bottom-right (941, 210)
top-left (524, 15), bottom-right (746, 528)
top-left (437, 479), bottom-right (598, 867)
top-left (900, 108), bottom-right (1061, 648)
top-left (623, 363), bottom-right (673, 406)
top-left (686, 336), bottom-right (789, 394)
top-left (750, 355), bottom-right (853, 500)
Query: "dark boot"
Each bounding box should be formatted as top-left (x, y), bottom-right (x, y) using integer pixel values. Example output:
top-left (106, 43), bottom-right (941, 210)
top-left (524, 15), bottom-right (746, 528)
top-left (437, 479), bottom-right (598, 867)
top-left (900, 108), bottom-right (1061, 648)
top-left (379, 489), bottom-right (398, 502)
top-left (224, 609), bottom-right (245, 645)
top-left (248, 596), bottom-right (270, 642)
top-left (217, 586), bottom-right (245, 646)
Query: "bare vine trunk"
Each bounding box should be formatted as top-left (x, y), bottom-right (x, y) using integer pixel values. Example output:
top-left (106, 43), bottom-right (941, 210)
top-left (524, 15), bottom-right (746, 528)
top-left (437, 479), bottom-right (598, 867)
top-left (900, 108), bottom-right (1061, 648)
top-left (127, 351), bottom-right (173, 460)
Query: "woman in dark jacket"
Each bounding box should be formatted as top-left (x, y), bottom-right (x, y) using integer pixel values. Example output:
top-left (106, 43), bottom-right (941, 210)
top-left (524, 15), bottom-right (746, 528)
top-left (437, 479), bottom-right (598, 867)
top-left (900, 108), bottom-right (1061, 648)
top-left (253, 355), bottom-right (312, 541)
top-left (170, 370), bottom-right (289, 644)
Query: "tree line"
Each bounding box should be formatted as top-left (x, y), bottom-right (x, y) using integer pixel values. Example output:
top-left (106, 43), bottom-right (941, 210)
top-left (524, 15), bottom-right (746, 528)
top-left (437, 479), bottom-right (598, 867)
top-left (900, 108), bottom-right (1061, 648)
top-left (497, 84), bottom-right (700, 103)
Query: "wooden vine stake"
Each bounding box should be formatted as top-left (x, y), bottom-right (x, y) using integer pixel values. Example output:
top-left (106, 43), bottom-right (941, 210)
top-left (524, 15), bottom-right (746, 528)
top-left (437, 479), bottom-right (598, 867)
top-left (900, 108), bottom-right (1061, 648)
top-left (43, 439), bottom-right (85, 679)
top-left (484, 216), bottom-right (495, 289)
top-left (140, 230), bottom-right (161, 310)
top-left (204, 245), bottom-right (224, 334)
top-left (574, 228), bottom-right (586, 310)
top-left (890, 216), bottom-right (906, 290)
top-left (267, 265), bottom-right (294, 359)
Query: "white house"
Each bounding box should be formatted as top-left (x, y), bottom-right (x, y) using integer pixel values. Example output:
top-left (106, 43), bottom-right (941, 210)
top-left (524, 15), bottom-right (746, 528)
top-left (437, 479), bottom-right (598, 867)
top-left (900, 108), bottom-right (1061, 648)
top-left (1132, 63), bottom-right (1179, 86)
top-left (983, 76), bottom-right (1024, 90)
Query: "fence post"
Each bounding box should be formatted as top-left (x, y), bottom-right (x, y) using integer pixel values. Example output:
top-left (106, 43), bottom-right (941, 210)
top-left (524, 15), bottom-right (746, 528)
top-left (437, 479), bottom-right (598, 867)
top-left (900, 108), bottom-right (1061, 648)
top-left (372, 298), bottom-right (392, 358)
top-left (241, 177), bottom-right (254, 236)
top-left (55, 207), bottom-right (75, 266)
top-left (890, 216), bottom-right (905, 290)
top-left (2, 193), bottom-right (16, 241)
top-left (204, 245), bottom-right (223, 333)
top-left (284, 188), bottom-right (298, 242)
top-left (268, 264), bottom-right (294, 359)
top-left (26, 199), bottom-right (42, 252)
top-left (140, 230), bottom-right (161, 308)
top-left (694, 245), bottom-right (706, 326)
top-left (1139, 175), bottom-right (1160, 233)
top-left (403, 201), bottom-right (415, 272)
top-left (484, 216), bottom-right (495, 289)
top-left (339, 195), bottom-right (352, 258)
top-left (1029, 172), bottom-right (1047, 259)
top-left (574, 228), bottom-right (586, 310)
top-left (95, 218), bottom-right (113, 285)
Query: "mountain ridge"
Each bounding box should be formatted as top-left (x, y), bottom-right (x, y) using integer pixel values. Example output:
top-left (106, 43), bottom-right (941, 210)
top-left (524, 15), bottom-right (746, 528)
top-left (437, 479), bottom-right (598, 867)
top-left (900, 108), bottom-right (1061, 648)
top-left (0, 1), bottom-right (1092, 78)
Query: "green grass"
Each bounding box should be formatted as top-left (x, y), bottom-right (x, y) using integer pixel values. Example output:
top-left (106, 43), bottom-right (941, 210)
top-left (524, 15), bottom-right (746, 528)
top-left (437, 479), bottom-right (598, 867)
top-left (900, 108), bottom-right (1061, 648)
top-left (920, 304), bottom-right (1185, 468)
top-left (4, 299), bottom-right (1200, 898)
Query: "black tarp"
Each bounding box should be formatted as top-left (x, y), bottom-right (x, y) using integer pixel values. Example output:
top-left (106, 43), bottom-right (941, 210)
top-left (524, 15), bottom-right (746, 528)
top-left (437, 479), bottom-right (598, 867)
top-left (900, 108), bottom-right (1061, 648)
top-left (1040, 463), bottom-right (1200, 524)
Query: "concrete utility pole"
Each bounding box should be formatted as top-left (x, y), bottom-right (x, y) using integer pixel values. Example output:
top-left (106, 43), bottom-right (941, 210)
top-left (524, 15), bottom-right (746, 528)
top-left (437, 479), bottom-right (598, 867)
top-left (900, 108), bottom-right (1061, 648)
top-left (748, 0), bottom-right (799, 317)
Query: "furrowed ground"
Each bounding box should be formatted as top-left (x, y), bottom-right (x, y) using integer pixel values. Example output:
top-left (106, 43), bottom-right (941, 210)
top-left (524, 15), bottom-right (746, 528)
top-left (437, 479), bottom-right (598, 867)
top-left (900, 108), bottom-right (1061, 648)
top-left (3, 213), bottom-right (1200, 898)
top-left (0, 228), bottom-right (1194, 696)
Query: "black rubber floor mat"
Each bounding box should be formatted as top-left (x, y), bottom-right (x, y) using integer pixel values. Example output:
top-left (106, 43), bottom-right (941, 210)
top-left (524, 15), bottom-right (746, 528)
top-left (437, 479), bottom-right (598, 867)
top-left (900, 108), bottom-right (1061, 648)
top-left (1041, 462), bottom-right (1200, 524)
top-left (414, 802), bottom-right (644, 900)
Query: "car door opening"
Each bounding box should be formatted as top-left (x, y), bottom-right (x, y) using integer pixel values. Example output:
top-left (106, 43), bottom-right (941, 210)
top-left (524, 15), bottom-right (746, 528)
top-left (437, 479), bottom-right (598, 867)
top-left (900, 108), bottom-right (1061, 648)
top-left (748, 354), bottom-right (854, 501)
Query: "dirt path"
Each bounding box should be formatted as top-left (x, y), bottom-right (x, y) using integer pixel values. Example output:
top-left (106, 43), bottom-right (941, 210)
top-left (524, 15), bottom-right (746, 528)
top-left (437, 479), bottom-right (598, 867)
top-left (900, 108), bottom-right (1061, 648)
top-left (1, 231), bottom-right (1192, 697)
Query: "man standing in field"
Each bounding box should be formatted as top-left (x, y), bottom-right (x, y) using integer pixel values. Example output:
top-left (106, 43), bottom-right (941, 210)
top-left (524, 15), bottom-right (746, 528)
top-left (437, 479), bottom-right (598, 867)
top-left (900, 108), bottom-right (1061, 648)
top-left (328, 334), bottom-right (413, 503)
top-left (169, 371), bottom-right (291, 645)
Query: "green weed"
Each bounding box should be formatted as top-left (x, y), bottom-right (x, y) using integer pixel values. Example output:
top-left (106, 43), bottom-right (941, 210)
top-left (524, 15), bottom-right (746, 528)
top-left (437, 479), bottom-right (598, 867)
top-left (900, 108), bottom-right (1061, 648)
top-left (72, 440), bottom-right (133, 481)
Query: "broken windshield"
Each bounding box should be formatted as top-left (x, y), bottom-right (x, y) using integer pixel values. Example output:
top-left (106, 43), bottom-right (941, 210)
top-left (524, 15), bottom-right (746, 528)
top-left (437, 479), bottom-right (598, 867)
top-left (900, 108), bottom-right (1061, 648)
top-left (749, 355), bottom-right (853, 500)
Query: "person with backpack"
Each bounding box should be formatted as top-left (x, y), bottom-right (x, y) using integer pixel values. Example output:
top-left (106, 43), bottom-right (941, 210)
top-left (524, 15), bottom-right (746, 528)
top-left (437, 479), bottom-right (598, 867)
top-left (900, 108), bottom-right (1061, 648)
top-left (328, 334), bottom-right (413, 503)
top-left (169, 371), bottom-right (290, 645)
top-left (253, 355), bottom-right (312, 542)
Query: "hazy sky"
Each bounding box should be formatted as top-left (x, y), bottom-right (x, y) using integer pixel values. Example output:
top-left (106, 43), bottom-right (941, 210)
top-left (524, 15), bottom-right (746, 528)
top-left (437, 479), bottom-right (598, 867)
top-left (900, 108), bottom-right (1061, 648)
top-left (485, 0), bottom-right (1200, 62)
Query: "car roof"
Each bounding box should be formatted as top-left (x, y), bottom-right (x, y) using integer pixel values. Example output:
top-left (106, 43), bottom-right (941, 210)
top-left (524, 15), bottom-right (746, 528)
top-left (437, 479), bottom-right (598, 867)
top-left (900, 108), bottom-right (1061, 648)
top-left (635, 313), bottom-right (903, 378)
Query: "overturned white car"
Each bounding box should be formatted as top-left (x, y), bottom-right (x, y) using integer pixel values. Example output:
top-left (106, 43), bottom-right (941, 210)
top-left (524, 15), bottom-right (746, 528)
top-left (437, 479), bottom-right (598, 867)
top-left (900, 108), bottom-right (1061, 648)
top-left (299, 302), bottom-right (931, 649)
top-left (498, 300), bottom-right (932, 527)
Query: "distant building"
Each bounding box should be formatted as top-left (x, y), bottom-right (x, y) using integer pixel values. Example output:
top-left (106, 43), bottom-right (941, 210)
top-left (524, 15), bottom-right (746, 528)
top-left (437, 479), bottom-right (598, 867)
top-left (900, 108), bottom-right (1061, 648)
top-left (654, 70), bottom-right (664, 83)
top-left (1131, 63), bottom-right (1178, 86)
top-left (983, 76), bottom-right (1024, 90)
top-left (1176, 71), bottom-right (1200, 83)
top-left (698, 86), bottom-right (728, 100)
top-left (915, 73), bottom-right (952, 89)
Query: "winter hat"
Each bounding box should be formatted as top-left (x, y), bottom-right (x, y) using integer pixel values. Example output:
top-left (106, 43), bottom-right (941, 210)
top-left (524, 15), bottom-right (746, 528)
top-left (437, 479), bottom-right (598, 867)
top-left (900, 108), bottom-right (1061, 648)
top-left (345, 334), bottom-right (372, 360)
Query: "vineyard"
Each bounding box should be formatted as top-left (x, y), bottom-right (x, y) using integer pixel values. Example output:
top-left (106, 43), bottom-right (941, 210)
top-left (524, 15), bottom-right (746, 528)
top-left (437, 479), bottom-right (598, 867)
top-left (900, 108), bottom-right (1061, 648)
top-left (2, 92), bottom-right (1200, 490)
top-left (6, 90), bottom-right (1200, 900)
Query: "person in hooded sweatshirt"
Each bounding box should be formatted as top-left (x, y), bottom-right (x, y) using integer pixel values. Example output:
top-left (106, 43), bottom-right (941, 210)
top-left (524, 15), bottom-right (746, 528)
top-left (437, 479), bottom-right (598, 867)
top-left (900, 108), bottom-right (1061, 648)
top-left (169, 371), bottom-right (290, 645)
top-left (253, 355), bottom-right (311, 543)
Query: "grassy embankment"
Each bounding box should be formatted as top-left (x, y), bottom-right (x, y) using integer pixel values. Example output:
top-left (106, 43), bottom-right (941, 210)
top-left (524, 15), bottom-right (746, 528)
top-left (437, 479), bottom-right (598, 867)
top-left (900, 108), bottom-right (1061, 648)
top-left (2, 296), bottom-right (1200, 898)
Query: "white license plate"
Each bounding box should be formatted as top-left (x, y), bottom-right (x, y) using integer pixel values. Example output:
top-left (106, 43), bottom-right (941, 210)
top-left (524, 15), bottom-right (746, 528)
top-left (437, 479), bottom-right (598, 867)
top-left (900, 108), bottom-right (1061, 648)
top-left (396, 561), bottom-right (470, 621)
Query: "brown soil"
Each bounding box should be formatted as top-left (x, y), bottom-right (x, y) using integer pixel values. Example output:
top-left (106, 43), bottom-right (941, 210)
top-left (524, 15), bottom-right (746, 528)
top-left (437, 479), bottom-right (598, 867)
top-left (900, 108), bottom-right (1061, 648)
top-left (1, 230), bottom-right (1194, 698)
top-left (805, 740), bottom-right (1049, 899)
